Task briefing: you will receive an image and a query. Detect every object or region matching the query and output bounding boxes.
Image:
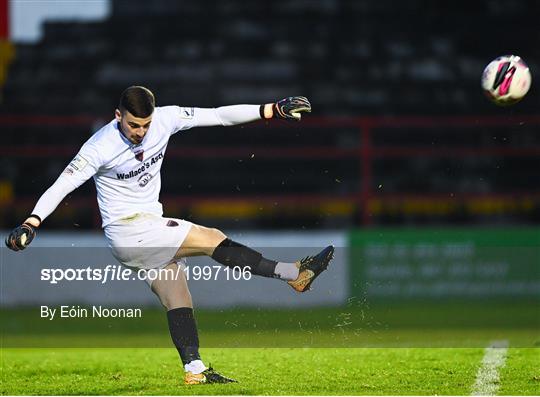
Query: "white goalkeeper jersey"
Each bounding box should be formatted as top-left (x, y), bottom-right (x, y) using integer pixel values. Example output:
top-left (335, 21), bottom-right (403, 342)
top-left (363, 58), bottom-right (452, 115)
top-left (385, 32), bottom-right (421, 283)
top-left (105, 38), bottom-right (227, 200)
top-left (32, 104), bottom-right (261, 227)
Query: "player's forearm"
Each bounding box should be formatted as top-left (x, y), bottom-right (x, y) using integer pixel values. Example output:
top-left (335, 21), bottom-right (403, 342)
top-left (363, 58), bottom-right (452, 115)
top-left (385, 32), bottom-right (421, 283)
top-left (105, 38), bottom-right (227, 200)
top-left (30, 174), bottom-right (78, 225)
top-left (194, 105), bottom-right (262, 127)
top-left (192, 97), bottom-right (311, 127)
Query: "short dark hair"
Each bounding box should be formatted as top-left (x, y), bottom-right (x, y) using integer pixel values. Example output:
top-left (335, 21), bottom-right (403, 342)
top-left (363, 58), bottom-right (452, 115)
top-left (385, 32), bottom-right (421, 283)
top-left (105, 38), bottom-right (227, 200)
top-left (118, 86), bottom-right (155, 117)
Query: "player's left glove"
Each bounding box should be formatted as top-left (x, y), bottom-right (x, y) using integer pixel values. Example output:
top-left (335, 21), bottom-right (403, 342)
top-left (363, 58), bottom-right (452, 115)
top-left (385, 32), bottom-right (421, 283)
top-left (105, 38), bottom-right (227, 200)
top-left (5, 216), bottom-right (40, 251)
top-left (260, 96), bottom-right (312, 121)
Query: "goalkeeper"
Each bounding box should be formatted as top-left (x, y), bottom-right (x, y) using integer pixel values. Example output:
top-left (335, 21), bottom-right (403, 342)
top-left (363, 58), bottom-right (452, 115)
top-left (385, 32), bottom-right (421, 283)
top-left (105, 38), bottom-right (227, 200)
top-left (5, 86), bottom-right (334, 385)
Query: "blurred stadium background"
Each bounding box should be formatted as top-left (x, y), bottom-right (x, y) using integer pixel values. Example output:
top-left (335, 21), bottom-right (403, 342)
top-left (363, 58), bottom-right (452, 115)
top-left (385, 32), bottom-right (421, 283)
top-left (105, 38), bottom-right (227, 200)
top-left (1, 0), bottom-right (540, 230)
top-left (1, 0), bottom-right (540, 348)
top-left (1, 0), bottom-right (539, 394)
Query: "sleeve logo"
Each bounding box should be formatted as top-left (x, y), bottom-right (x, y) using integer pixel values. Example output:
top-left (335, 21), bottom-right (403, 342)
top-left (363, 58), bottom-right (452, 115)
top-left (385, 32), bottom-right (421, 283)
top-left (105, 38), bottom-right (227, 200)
top-left (179, 107), bottom-right (194, 119)
top-left (68, 154), bottom-right (89, 172)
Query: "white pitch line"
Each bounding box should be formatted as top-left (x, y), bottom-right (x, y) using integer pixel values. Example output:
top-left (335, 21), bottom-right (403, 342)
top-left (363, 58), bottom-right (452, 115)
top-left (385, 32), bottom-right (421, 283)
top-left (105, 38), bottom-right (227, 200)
top-left (471, 340), bottom-right (509, 396)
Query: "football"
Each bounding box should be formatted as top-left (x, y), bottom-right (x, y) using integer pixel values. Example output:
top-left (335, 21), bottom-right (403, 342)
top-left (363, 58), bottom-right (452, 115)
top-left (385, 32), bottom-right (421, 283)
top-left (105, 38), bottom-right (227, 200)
top-left (481, 55), bottom-right (531, 106)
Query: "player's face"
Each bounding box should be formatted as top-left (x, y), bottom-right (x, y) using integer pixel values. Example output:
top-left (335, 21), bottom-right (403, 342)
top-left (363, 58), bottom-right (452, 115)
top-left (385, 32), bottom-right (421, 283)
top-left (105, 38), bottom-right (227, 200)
top-left (115, 109), bottom-right (153, 144)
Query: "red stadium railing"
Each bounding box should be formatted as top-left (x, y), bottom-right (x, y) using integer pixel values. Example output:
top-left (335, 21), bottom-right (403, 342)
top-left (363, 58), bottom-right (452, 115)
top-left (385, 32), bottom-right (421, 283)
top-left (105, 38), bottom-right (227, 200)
top-left (2, 114), bottom-right (540, 227)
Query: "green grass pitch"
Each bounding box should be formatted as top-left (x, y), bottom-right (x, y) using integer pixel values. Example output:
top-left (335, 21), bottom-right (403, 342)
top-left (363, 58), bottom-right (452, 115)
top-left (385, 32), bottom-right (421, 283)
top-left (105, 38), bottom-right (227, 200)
top-left (1, 304), bottom-right (539, 395)
top-left (2, 347), bottom-right (539, 395)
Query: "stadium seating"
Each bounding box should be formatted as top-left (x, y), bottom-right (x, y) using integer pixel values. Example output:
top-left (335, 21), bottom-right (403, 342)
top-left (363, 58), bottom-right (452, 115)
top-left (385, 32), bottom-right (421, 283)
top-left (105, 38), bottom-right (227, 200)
top-left (1, 0), bottom-right (539, 228)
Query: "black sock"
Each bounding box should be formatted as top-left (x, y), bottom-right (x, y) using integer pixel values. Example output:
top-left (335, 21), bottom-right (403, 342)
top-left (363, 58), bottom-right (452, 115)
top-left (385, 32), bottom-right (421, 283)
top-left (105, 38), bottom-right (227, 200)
top-left (211, 238), bottom-right (278, 278)
top-left (257, 257), bottom-right (279, 277)
top-left (167, 307), bottom-right (201, 365)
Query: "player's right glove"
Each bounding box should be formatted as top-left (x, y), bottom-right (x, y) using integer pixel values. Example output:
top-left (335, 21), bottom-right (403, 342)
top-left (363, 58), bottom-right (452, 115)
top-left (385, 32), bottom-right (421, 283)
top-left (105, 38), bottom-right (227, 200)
top-left (5, 217), bottom-right (39, 251)
top-left (261, 96), bottom-right (312, 121)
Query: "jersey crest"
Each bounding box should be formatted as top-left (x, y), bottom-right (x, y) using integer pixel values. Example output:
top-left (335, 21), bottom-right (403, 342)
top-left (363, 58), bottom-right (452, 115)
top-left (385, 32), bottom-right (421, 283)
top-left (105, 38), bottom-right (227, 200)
top-left (134, 149), bottom-right (144, 161)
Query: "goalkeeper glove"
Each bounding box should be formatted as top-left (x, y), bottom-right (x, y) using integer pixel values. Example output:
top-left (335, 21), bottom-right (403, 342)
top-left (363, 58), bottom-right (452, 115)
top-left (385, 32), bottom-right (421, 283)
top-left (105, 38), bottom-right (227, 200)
top-left (5, 215), bottom-right (40, 251)
top-left (261, 96), bottom-right (312, 121)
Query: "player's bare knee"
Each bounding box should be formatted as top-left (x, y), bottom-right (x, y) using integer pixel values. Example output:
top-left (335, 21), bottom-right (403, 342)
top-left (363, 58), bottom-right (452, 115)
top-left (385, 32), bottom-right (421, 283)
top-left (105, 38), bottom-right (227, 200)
top-left (209, 227), bottom-right (226, 245)
top-left (153, 284), bottom-right (192, 311)
top-left (163, 294), bottom-right (193, 311)
top-left (205, 227), bottom-right (226, 255)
